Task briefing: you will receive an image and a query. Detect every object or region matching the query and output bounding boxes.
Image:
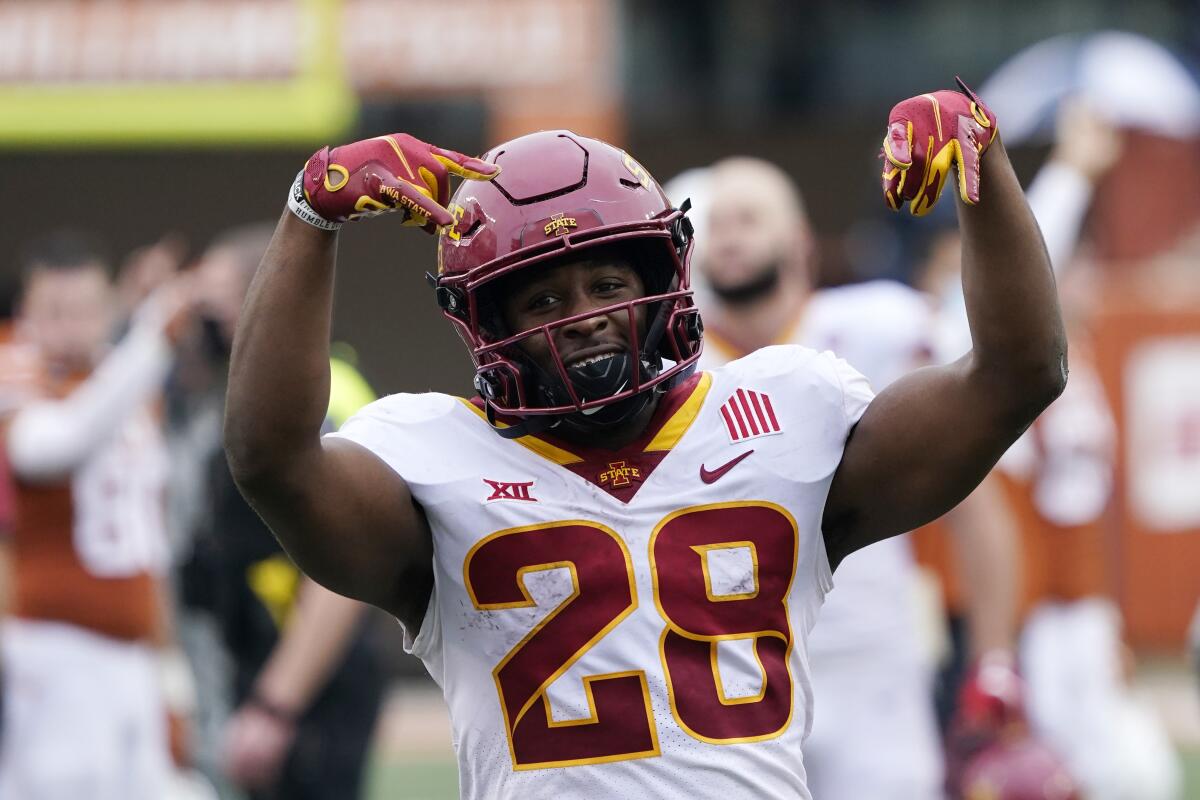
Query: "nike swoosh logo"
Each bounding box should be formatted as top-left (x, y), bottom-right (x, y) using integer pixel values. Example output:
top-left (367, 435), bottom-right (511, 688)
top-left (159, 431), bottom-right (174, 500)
top-left (700, 449), bottom-right (754, 484)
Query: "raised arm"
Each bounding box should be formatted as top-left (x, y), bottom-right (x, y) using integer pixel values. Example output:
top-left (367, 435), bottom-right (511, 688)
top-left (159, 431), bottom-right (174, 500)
top-left (1025, 98), bottom-right (1122, 274)
top-left (7, 284), bottom-right (186, 482)
top-left (224, 134), bottom-right (498, 623)
top-left (823, 84), bottom-right (1067, 567)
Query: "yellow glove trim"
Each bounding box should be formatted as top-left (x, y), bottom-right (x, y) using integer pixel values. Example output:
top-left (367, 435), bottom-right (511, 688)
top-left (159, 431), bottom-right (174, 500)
top-left (911, 136), bottom-right (957, 217)
top-left (433, 153), bottom-right (500, 181)
top-left (379, 135), bottom-right (417, 181)
top-left (921, 94), bottom-right (944, 141)
top-left (324, 163), bottom-right (350, 192)
top-left (418, 166), bottom-right (440, 198)
top-left (970, 101), bottom-right (991, 129)
top-left (955, 142), bottom-right (977, 207)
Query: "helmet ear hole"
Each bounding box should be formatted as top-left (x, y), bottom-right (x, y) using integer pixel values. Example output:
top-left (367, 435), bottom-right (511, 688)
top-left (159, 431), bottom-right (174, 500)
top-left (666, 309), bottom-right (704, 361)
top-left (475, 362), bottom-right (522, 406)
top-left (435, 286), bottom-right (468, 320)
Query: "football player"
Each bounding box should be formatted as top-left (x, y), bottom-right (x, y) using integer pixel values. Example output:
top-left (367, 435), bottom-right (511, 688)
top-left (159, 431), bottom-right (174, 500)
top-left (0, 233), bottom-right (193, 799)
top-left (225, 83), bottom-right (1066, 799)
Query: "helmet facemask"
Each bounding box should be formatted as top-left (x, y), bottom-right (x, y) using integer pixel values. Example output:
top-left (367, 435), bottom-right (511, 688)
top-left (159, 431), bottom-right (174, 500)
top-left (466, 238), bottom-right (697, 437)
top-left (430, 131), bottom-right (704, 438)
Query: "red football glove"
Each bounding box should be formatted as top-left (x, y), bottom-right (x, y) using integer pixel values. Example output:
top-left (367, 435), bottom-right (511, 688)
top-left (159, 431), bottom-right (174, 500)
top-left (945, 650), bottom-right (1029, 797)
top-left (290, 134), bottom-right (500, 232)
top-left (955, 649), bottom-right (1026, 734)
top-left (881, 77), bottom-right (998, 216)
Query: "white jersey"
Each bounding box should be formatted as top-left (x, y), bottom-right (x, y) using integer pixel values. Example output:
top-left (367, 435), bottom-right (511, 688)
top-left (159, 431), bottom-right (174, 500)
top-left (699, 280), bottom-right (931, 657)
top-left (333, 346), bottom-right (872, 800)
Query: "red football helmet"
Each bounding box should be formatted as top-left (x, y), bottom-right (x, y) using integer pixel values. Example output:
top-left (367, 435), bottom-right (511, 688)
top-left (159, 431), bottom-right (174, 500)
top-left (959, 737), bottom-right (1081, 800)
top-left (431, 130), bottom-right (702, 435)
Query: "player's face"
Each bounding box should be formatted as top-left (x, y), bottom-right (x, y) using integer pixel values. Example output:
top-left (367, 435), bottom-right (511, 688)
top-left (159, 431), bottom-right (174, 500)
top-left (500, 257), bottom-right (647, 375)
top-left (700, 165), bottom-right (806, 291)
top-left (17, 264), bottom-right (115, 372)
top-left (707, 196), bottom-right (780, 284)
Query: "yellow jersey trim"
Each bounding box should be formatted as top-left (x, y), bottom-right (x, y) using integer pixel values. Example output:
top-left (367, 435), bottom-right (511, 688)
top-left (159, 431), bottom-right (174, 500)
top-left (457, 399), bottom-right (584, 465)
top-left (644, 371), bottom-right (713, 453)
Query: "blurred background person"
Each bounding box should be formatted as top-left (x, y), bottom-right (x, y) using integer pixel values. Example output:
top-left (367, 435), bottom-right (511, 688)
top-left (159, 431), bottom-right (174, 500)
top-left (169, 224), bottom-right (386, 800)
top-left (117, 235), bottom-right (191, 331)
top-left (0, 231), bottom-right (194, 799)
top-left (0, 450), bottom-right (10, 741)
top-left (0, 450), bottom-right (13, 599)
top-left (918, 98), bottom-right (1183, 800)
top-left (691, 156), bottom-right (945, 799)
top-left (1191, 603), bottom-right (1200, 698)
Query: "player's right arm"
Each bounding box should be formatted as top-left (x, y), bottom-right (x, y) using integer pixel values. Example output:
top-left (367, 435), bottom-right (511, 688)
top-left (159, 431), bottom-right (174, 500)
top-left (224, 213), bottom-right (422, 619)
top-left (224, 135), bottom-right (499, 624)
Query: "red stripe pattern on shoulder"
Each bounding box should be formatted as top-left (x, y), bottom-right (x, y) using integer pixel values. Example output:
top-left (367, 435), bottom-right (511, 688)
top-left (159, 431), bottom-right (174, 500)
top-left (719, 389), bottom-right (783, 443)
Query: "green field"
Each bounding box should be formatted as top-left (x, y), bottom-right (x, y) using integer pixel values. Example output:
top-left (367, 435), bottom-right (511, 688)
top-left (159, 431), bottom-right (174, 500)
top-left (367, 757), bottom-right (459, 800)
top-left (367, 751), bottom-right (1200, 800)
top-left (1184, 749), bottom-right (1200, 800)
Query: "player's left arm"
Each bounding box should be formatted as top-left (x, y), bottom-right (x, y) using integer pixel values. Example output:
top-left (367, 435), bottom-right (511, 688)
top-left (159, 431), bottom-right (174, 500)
top-left (822, 88), bottom-right (1066, 569)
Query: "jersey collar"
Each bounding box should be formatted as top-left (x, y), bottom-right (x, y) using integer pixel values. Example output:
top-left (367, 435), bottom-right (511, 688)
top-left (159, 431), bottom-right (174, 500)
top-left (461, 372), bottom-right (713, 502)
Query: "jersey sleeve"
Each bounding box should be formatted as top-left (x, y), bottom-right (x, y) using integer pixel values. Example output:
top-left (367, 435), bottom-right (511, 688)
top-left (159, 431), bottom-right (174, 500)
top-left (324, 391), bottom-right (458, 657)
top-left (327, 391), bottom-right (460, 485)
top-left (827, 354), bottom-right (875, 429)
top-left (719, 345), bottom-right (876, 472)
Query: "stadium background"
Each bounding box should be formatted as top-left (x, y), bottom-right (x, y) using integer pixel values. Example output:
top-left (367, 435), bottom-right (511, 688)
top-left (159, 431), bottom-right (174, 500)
top-left (0, 0), bottom-right (1198, 797)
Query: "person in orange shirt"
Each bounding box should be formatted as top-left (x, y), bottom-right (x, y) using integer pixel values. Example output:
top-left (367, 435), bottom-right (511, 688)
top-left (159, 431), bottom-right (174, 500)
top-left (0, 231), bottom-right (194, 800)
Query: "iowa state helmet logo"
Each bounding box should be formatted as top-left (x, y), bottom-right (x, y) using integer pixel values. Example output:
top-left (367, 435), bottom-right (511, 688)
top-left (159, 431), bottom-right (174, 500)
top-left (543, 212), bottom-right (578, 237)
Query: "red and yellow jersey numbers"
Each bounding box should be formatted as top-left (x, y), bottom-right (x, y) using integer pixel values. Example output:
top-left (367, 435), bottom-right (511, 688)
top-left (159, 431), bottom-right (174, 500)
top-left (464, 501), bottom-right (799, 770)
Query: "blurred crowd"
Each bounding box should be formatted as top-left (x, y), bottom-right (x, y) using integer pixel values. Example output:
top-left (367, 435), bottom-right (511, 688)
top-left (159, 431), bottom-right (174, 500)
top-left (0, 224), bottom-right (386, 799)
top-left (0, 26), bottom-right (1198, 800)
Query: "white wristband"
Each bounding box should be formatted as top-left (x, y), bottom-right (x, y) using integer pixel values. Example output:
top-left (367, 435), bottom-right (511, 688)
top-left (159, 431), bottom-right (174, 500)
top-left (287, 170), bottom-right (341, 231)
